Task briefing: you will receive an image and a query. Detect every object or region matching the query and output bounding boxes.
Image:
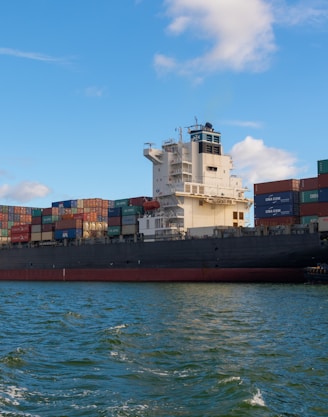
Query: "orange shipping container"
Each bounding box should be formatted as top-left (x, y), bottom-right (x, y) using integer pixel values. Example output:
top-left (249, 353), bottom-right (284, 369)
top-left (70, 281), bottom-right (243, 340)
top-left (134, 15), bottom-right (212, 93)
top-left (255, 216), bottom-right (300, 227)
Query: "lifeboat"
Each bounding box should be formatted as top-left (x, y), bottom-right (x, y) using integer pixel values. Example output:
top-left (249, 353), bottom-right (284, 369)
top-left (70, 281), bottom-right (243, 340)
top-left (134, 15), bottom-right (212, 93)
top-left (143, 200), bottom-right (160, 211)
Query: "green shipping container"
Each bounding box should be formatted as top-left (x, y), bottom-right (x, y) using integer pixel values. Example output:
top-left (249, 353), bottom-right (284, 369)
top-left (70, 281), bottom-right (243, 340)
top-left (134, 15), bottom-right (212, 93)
top-left (300, 190), bottom-right (319, 203)
top-left (121, 206), bottom-right (143, 216)
top-left (301, 215), bottom-right (318, 225)
top-left (318, 159), bottom-right (328, 175)
top-left (32, 208), bottom-right (43, 217)
top-left (114, 199), bottom-right (130, 208)
top-left (108, 226), bottom-right (121, 236)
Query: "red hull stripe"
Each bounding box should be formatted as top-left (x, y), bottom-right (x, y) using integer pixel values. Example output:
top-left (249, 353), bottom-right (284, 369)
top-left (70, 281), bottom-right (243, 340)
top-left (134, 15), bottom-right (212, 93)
top-left (0, 268), bottom-right (304, 283)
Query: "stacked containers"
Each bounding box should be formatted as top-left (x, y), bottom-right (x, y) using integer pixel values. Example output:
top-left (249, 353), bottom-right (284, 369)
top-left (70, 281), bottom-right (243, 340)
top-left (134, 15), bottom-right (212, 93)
top-left (317, 159), bottom-right (328, 231)
top-left (108, 206), bottom-right (122, 237)
top-left (254, 179), bottom-right (300, 226)
top-left (52, 198), bottom-right (110, 239)
top-left (54, 218), bottom-right (83, 240)
top-left (107, 197), bottom-right (149, 238)
top-left (31, 208), bottom-right (43, 242)
top-left (10, 224), bottom-right (31, 244)
top-left (299, 177), bottom-right (319, 224)
top-left (0, 205), bottom-right (33, 244)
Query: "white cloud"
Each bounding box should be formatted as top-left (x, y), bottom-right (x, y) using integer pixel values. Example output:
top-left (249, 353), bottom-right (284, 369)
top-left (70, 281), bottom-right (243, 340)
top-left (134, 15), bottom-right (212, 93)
top-left (0, 181), bottom-right (50, 204)
top-left (230, 136), bottom-right (300, 187)
top-left (0, 47), bottom-right (70, 64)
top-left (155, 0), bottom-right (328, 78)
top-left (223, 120), bottom-right (263, 129)
top-left (156, 0), bottom-right (276, 77)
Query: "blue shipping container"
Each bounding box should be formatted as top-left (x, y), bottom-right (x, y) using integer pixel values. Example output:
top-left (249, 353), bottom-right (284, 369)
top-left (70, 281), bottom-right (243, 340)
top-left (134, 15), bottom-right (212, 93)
top-left (254, 203), bottom-right (300, 218)
top-left (108, 207), bottom-right (122, 217)
top-left (319, 187), bottom-right (328, 202)
top-left (54, 228), bottom-right (82, 240)
top-left (254, 191), bottom-right (299, 207)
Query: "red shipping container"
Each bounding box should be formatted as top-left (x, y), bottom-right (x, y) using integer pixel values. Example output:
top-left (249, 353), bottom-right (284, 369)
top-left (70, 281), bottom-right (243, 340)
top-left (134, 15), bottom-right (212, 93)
top-left (11, 224), bottom-right (31, 234)
top-left (42, 223), bottom-right (54, 232)
top-left (300, 202), bottom-right (321, 216)
top-left (318, 202), bottom-right (328, 216)
top-left (318, 173), bottom-right (328, 189)
top-left (55, 218), bottom-right (82, 230)
top-left (299, 177), bottom-right (318, 191)
top-left (32, 216), bottom-right (42, 225)
top-left (254, 179), bottom-right (300, 195)
top-left (108, 216), bottom-right (121, 226)
top-left (11, 232), bottom-right (31, 243)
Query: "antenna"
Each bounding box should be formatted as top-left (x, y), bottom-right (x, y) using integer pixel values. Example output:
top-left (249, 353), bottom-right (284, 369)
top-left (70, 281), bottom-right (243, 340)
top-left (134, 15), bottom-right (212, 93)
top-left (144, 142), bottom-right (155, 149)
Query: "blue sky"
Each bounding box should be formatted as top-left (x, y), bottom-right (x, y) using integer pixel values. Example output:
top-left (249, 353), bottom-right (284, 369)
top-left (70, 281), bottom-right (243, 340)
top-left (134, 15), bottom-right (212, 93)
top-left (1, 0), bottom-right (327, 208)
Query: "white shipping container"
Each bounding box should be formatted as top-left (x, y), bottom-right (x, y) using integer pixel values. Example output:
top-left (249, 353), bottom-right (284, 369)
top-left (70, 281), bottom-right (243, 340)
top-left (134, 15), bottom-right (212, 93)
top-left (31, 232), bottom-right (42, 242)
top-left (318, 216), bottom-right (328, 232)
top-left (42, 231), bottom-right (54, 241)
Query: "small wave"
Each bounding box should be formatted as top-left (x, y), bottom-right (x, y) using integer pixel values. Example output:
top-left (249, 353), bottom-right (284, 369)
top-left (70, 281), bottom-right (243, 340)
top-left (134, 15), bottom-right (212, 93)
top-left (248, 388), bottom-right (266, 407)
top-left (219, 376), bottom-right (242, 384)
top-left (0, 383), bottom-right (27, 406)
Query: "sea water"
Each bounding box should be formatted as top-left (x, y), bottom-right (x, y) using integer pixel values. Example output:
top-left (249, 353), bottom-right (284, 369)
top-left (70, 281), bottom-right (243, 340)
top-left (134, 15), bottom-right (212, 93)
top-left (0, 281), bottom-right (327, 417)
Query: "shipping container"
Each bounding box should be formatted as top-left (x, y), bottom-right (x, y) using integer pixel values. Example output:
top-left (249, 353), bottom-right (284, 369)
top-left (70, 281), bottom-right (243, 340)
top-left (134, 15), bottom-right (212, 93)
top-left (31, 224), bottom-right (42, 233)
top-left (42, 231), bottom-right (54, 241)
top-left (318, 202), bottom-right (328, 216)
top-left (318, 216), bottom-right (328, 232)
top-left (318, 173), bottom-right (328, 189)
top-left (55, 218), bottom-right (82, 230)
top-left (42, 223), bottom-right (54, 232)
top-left (319, 187), bottom-right (328, 202)
top-left (42, 207), bottom-right (59, 216)
top-left (299, 202), bottom-right (321, 216)
top-left (42, 215), bottom-right (59, 224)
top-left (254, 179), bottom-right (300, 195)
top-left (254, 203), bottom-right (299, 218)
top-left (32, 216), bottom-right (42, 225)
top-left (318, 159), bottom-right (328, 175)
top-left (11, 232), bottom-right (30, 243)
top-left (108, 226), bottom-right (121, 237)
top-left (11, 224), bottom-right (31, 234)
top-left (255, 216), bottom-right (300, 227)
top-left (301, 215), bottom-right (318, 225)
top-left (122, 206), bottom-right (144, 216)
top-left (121, 225), bottom-right (139, 235)
top-left (114, 198), bottom-right (130, 208)
top-left (254, 191), bottom-right (299, 207)
top-left (31, 232), bottom-right (42, 242)
top-left (300, 190), bottom-right (319, 203)
top-left (0, 229), bottom-right (8, 237)
top-left (32, 208), bottom-right (43, 217)
top-left (54, 228), bottom-right (82, 240)
top-left (129, 196), bottom-right (151, 206)
top-left (108, 217), bottom-right (121, 226)
top-left (122, 214), bottom-right (138, 225)
top-left (108, 207), bottom-right (121, 217)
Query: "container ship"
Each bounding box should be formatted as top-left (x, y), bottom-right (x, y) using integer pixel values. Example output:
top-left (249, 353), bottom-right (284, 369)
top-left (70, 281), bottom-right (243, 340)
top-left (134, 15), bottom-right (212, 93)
top-left (0, 122), bottom-right (327, 283)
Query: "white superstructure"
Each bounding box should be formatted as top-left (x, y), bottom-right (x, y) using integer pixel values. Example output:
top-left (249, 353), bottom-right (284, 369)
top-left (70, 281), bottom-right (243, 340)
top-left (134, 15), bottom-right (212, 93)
top-left (139, 122), bottom-right (252, 241)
